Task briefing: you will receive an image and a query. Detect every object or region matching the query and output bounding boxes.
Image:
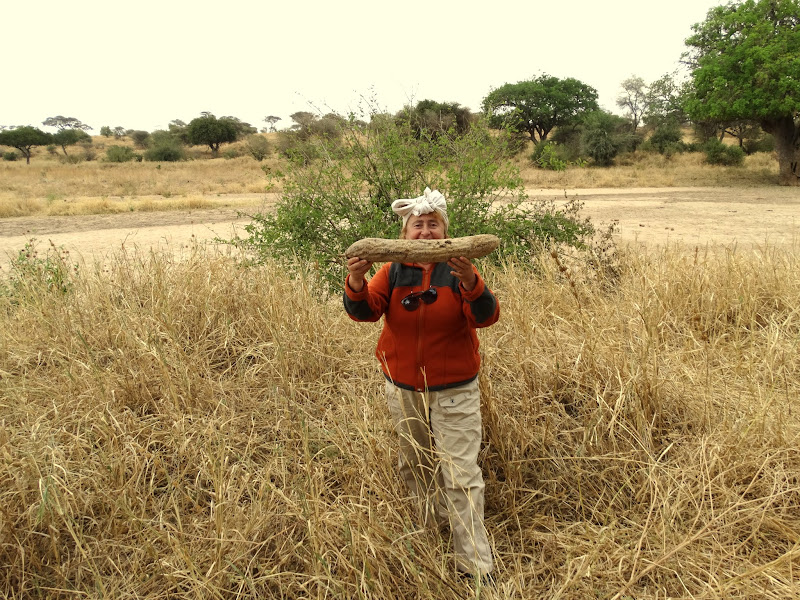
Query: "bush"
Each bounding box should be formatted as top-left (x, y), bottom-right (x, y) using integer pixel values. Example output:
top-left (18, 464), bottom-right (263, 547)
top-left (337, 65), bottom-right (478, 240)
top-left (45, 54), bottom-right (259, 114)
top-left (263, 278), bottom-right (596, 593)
top-left (3, 151), bottom-right (18, 161)
top-left (2, 238), bottom-right (76, 301)
top-left (235, 113), bottom-right (602, 291)
top-left (105, 145), bottom-right (138, 163)
top-left (580, 111), bottom-right (635, 166)
top-left (497, 130), bottom-right (529, 157)
top-left (142, 131), bottom-right (185, 162)
top-left (81, 142), bottom-right (96, 162)
top-left (222, 145), bottom-right (245, 159)
top-left (531, 141), bottom-right (568, 171)
top-left (743, 134), bottom-right (775, 155)
top-left (276, 131), bottom-right (322, 165)
top-left (130, 130), bottom-right (151, 149)
top-left (582, 130), bottom-right (618, 166)
top-left (551, 124), bottom-right (585, 162)
top-left (703, 139), bottom-right (745, 166)
top-left (644, 122), bottom-right (687, 156)
top-left (144, 144), bottom-right (185, 162)
top-left (245, 134), bottom-right (271, 161)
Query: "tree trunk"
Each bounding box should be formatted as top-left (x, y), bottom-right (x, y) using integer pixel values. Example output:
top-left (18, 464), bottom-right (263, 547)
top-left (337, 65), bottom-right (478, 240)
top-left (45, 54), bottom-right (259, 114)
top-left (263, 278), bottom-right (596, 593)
top-left (762, 117), bottom-right (800, 186)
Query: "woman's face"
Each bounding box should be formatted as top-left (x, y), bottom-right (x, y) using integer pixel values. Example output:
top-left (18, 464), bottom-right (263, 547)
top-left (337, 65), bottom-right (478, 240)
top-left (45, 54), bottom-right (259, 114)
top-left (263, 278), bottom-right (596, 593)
top-left (404, 213), bottom-right (445, 240)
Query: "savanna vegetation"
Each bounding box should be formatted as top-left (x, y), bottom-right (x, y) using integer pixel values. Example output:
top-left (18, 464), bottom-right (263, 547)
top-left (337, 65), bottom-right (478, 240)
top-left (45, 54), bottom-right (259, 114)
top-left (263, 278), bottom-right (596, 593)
top-left (1, 236), bottom-right (799, 599)
top-left (1, 0), bottom-right (799, 597)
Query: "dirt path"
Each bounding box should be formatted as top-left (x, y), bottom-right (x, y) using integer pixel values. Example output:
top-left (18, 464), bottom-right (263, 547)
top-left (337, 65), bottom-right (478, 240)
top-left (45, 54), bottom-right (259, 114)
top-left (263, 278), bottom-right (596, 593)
top-left (544, 186), bottom-right (799, 247)
top-left (1, 187), bottom-right (797, 271)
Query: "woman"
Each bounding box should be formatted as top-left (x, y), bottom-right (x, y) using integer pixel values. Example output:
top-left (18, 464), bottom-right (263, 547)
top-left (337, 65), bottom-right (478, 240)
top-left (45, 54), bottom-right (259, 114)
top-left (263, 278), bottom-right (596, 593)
top-left (343, 188), bottom-right (499, 579)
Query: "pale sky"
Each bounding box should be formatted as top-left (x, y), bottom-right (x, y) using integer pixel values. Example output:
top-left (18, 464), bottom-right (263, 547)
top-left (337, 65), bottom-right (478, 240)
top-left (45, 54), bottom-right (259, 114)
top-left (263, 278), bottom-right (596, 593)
top-left (2, 0), bottom-right (724, 134)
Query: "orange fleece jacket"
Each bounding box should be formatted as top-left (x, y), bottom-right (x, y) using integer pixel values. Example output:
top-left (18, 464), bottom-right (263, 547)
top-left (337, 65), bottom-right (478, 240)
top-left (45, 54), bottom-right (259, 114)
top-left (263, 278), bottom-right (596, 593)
top-left (343, 261), bottom-right (500, 392)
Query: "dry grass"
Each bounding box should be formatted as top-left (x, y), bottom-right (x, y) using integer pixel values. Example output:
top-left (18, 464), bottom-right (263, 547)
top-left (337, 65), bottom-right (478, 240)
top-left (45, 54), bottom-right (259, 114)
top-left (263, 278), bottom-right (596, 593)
top-left (0, 139), bottom-right (782, 219)
top-left (0, 155), bottom-right (281, 218)
top-left (1, 240), bottom-right (799, 598)
top-left (514, 151), bottom-right (780, 189)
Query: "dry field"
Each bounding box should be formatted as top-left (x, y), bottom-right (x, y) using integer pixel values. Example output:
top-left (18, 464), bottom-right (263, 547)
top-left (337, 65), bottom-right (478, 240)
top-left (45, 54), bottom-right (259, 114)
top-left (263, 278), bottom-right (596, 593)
top-left (2, 151), bottom-right (800, 598)
top-left (1, 185), bottom-right (797, 274)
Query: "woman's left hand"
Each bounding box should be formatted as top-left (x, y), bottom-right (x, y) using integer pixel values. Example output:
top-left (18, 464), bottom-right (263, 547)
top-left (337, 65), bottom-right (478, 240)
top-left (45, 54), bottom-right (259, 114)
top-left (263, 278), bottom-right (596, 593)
top-left (448, 256), bottom-right (477, 291)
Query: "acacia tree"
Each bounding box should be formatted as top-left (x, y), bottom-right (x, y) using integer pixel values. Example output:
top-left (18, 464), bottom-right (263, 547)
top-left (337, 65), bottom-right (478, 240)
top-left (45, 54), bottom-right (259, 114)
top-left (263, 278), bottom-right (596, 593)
top-left (42, 115), bottom-right (92, 132)
top-left (684, 0), bottom-right (800, 185)
top-left (52, 129), bottom-right (91, 156)
top-left (0, 126), bottom-right (52, 164)
top-left (42, 115), bottom-right (93, 156)
top-left (186, 113), bottom-right (240, 156)
top-left (482, 75), bottom-right (599, 144)
top-left (263, 115), bottom-right (281, 132)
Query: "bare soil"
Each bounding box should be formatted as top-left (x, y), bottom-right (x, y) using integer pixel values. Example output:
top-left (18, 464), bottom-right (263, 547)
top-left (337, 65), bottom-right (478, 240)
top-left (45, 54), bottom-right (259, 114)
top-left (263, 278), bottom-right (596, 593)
top-left (0, 187), bottom-right (797, 271)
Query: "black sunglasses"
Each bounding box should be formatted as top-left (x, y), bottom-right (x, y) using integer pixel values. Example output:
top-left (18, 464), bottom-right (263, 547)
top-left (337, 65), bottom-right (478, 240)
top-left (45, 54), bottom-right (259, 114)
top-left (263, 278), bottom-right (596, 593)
top-left (401, 287), bottom-right (438, 311)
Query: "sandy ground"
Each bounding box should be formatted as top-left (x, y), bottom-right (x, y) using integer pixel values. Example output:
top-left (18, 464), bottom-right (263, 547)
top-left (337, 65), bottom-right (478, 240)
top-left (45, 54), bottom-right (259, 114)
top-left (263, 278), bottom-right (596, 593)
top-left (1, 187), bottom-right (798, 271)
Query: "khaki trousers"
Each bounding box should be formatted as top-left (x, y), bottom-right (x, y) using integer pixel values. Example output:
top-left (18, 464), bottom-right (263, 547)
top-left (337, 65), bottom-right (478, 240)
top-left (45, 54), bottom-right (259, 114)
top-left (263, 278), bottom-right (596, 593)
top-left (385, 378), bottom-right (493, 575)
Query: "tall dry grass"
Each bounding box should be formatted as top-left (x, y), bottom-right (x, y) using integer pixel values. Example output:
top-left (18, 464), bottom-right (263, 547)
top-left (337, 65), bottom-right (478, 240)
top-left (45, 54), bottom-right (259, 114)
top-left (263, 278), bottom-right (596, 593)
top-left (1, 240), bottom-right (799, 598)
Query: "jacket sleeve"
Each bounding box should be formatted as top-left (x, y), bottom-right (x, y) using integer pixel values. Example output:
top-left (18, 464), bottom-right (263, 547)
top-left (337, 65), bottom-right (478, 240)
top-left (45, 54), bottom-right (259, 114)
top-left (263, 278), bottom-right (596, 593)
top-left (460, 268), bottom-right (500, 328)
top-left (343, 264), bottom-right (392, 322)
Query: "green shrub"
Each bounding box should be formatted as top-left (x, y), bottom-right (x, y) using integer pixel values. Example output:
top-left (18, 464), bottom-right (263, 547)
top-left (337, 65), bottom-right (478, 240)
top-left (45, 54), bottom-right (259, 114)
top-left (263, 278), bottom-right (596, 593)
top-left (130, 130), bottom-right (151, 149)
top-left (2, 151), bottom-right (18, 161)
top-left (144, 145), bottom-right (184, 162)
top-left (1, 239), bottom-right (76, 303)
top-left (580, 111), bottom-right (635, 166)
top-left (497, 130), bottom-right (529, 157)
top-left (144, 134), bottom-right (185, 162)
top-left (276, 131), bottom-right (322, 165)
top-left (582, 130), bottom-right (618, 166)
top-left (703, 139), bottom-right (745, 166)
top-left (105, 145), bottom-right (137, 163)
top-left (234, 113), bottom-right (603, 291)
top-left (551, 124), bottom-right (585, 162)
top-left (531, 141), bottom-right (568, 171)
top-left (644, 122), bottom-right (687, 156)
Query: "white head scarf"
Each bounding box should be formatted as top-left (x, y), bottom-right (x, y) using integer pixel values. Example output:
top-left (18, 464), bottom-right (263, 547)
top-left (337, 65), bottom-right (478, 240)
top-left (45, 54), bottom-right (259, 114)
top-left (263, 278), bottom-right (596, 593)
top-left (391, 187), bottom-right (449, 230)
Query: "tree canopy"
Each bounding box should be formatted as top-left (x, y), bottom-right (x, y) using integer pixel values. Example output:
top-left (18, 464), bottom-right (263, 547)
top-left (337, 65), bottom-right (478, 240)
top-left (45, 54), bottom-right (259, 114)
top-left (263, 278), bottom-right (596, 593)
top-left (644, 73), bottom-right (689, 128)
top-left (482, 75), bottom-right (599, 144)
top-left (52, 128), bottom-right (91, 156)
top-left (263, 116), bottom-right (281, 132)
top-left (42, 115), bottom-right (92, 132)
top-left (396, 99), bottom-right (473, 139)
top-left (186, 114), bottom-right (240, 156)
top-left (0, 126), bottom-right (52, 164)
top-left (684, 0), bottom-right (800, 185)
top-left (616, 76), bottom-right (647, 132)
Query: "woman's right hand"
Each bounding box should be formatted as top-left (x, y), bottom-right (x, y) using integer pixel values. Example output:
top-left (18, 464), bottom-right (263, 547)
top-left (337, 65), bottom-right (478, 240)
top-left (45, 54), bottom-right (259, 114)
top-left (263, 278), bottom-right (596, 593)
top-left (346, 257), bottom-right (373, 292)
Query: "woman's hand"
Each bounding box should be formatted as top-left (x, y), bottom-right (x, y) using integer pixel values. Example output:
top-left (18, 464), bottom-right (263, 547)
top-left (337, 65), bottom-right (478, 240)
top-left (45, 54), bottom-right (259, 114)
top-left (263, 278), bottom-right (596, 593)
top-left (346, 257), bottom-right (373, 292)
top-left (448, 256), bottom-right (477, 291)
